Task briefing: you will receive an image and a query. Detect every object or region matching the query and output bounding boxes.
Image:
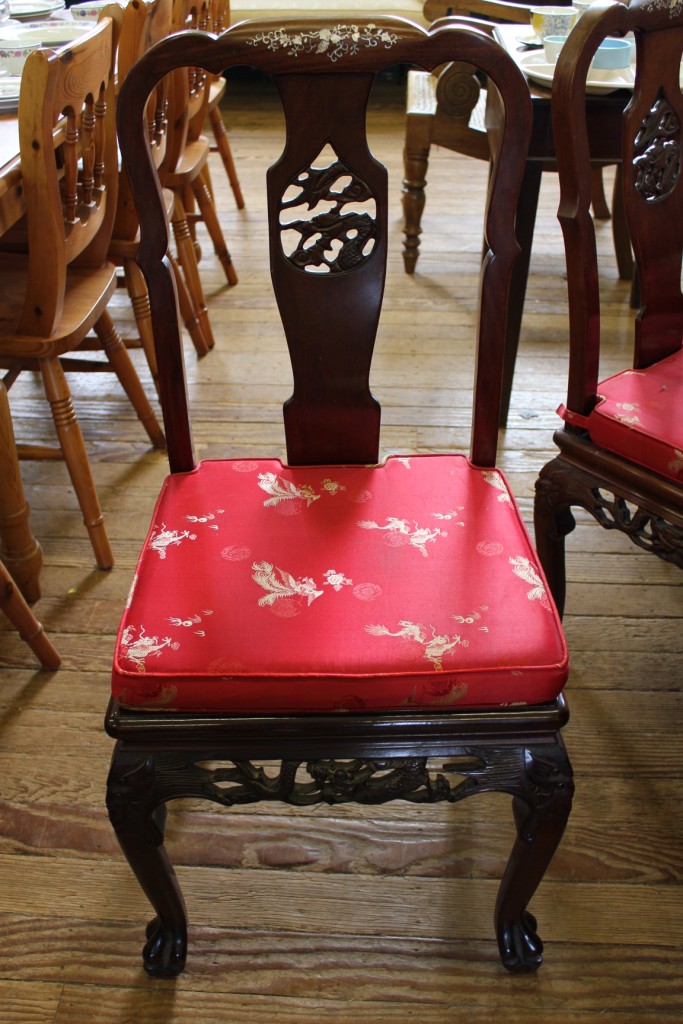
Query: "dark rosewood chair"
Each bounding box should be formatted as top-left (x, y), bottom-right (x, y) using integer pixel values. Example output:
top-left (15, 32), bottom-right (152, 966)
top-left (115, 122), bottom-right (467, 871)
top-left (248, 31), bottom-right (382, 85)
top-left (535, 0), bottom-right (683, 616)
top-left (106, 15), bottom-right (573, 978)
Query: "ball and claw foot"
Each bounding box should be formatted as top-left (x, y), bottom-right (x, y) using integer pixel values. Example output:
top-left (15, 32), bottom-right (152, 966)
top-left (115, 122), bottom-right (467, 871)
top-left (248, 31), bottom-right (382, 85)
top-left (498, 911), bottom-right (544, 973)
top-left (143, 917), bottom-right (187, 977)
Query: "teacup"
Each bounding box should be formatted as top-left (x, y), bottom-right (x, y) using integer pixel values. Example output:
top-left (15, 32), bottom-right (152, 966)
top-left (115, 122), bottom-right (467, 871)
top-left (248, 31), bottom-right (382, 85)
top-left (530, 6), bottom-right (579, 41)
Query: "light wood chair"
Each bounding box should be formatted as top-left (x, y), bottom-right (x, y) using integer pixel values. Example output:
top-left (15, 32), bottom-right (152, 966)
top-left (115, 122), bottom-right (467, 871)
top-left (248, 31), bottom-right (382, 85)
top-left (162, 0), bottom-right (239, 288)
top-left (0, 382), bottom-right (60, 670)
top-left (197, 0), bottom-right (245, 210)
top-left (535, 0), bottom-right (683, 615)
top-left (106, 15), bottom-right (572, 978)
top-left (0, 17), bottom-right (165, 571)
top-left (105, 0), bottom-right (215, 381)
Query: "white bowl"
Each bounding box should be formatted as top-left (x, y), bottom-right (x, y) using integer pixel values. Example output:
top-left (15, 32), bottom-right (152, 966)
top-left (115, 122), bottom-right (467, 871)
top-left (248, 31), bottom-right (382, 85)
top-left (0, 36), bottom-right (39, 72)
top-left (542, 34), bottom-right (567, 63)
top-left (590, 37), bottom-right (633, 70)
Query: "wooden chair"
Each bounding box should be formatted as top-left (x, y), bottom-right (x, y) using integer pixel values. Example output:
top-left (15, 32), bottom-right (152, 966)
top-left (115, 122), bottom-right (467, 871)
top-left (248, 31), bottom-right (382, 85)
top-left (403, 0), bottom-right (630, 274)
top-left (106, 15), bottom-right (573, 978)
top-left (199, 0), bottom-right (245, 210)
top-left (162, 0), bottom-right (239, 287)
top-left (402, 0), bottom-right (632, 426)
top-left (0, 381), bottom-right (43, 604)
top-left (0, 18), bottom-right (165, 571)
top-left (0, 382), bottom-right (60, 670)
top-left (534, 0), bottom-right (683, 616)
top-left (105, 0), bottom-right (215, 381)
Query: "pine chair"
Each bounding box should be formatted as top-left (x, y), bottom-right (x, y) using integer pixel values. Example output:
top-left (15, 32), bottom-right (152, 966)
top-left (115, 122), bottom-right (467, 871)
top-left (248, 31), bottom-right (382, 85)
top-left (0, 18), bottom-right (165, 571)
top-left (163, 0), bottom-right (239, 287)
top-left (535, 0), bottom-right (683, 616)
top-left (106, 0), bottom-right (215, 381)
top-left (106, 15), bottom-right (573, 978)
top-left (0, 382), bottom-right (43, 604)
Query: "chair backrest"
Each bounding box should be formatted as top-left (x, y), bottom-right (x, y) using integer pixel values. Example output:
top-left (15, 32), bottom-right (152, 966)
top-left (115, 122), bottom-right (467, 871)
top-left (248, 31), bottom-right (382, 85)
top-left (112, 0), bottom-right (174, 241)
top-left (162, 0), bottom-right (213, 169)
top-left (552, 0), bottom-right (683, 417)
top-left (118, 16), bottom-right (531, 469)
top-left (17, 16), bottom-right (118, 336)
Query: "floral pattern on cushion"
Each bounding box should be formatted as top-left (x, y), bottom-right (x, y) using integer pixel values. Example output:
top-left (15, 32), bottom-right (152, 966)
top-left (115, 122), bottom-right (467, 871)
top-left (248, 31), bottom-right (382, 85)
top-left (112, 454), bottom-right (568, 712)
top-left (559, 346), bottom-right (683, 483)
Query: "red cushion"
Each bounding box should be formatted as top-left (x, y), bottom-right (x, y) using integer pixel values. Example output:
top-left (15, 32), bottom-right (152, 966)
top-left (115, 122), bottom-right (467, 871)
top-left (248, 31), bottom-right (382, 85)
top-left (562, 347), bottom-right (683, 483)
top-left (112, 454), bottom-right (568, 712)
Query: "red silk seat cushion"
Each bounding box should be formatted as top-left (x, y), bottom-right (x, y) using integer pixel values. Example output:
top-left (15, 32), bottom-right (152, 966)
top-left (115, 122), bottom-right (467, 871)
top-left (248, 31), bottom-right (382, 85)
top-left (561, 347), bottom-right (683, 483)
top-left (112, 454), bottom-right (568, 712)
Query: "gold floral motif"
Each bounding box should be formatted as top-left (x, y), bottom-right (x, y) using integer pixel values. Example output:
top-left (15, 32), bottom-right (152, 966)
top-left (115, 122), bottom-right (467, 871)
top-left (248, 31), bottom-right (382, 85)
top-left (246, 23), bottom-right (401, 63)
top-left (258, 472), bottom-right (320, 508)
top-left (481, 470), bottom-right (513, 504)
top-left (149, 523), bottom-right (197, 559)
top-left (509, 556), bottom-right (551, 610)
top-left (119, 625), bottom-right (179, 672)
top-left (365, 621), bottom-right (466, 670)
top-left (323, 569), bottom-right (353, 591)
top-left (668, 448), bottom-right (683, 475)
top-left (252, 561), bottom-right (323, 607)
top-left (357, 516), bottom-right (447, 556)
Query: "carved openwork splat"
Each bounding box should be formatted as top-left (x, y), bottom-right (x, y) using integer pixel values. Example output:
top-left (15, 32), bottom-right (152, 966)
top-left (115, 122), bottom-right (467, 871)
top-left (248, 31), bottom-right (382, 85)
top-left (279, 144), bottom-right (378, 274)
top-left (633, 91), bottom-right (681, 202)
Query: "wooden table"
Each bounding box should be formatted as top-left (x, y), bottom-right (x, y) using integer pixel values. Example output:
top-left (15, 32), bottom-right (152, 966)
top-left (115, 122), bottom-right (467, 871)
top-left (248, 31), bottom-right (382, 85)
top-left (493, 24), bottom-right (630, 425)
top-left (0, 111), bottom-right (44, 602)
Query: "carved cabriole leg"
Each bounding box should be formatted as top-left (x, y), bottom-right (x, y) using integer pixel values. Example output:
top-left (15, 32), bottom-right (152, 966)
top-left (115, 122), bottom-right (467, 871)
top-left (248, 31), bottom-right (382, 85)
top-left (107, 734), bottom-right (571, 975)
top-left (534, 456), bottom-right (577, 618)
top-left (493, 740), bottom-right (573, 973)
top-left (106, 746), bottom-right (188, 978)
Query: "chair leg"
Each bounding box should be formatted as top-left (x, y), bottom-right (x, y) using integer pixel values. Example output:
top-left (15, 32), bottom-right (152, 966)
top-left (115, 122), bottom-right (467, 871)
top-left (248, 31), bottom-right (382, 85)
top-left (401, 135), bottom-right (431, 274)
top-left (39, 357), bottom-right (114, 570)
top-left (0, 383), bottom-right (43, 603)
top-left (209, 104), bottom-right (245, 210)
top-left (122, 260), bottom-right (159, 390)
top-left (590, 166), bottom-right (610, 220)
top-left (533, 456), bottom-right (578, 619)
top-left (169, 251), bottom-right (211, 355)
top-left (494, 738), bottom-right (573, 972)
top-left (92, 310), bottom-right (166, 450)
top-left (106, 746), bottom-right (188, 978)
top-left (171, 194), bottom-right (216, 350)
top-left (192, 168), bottom-right (239, 286)
top-left (0, 557), bottom-right (61, 670)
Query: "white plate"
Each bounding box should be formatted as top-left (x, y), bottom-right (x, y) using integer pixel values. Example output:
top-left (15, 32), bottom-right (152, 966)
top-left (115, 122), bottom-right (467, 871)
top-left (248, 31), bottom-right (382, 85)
top-left (519, 50), bottom-right (636, 94)
top-left (8, 0), bottom-right (66, 21)
top-left (0, 22), bottom-right (93, 45)
top-left (0, 75), bottom-right (21, 113)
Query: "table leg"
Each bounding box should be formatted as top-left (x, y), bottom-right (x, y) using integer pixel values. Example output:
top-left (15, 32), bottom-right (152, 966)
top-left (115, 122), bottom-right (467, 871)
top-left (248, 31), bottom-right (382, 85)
top-left (0, 382), bottom-right (43, 603)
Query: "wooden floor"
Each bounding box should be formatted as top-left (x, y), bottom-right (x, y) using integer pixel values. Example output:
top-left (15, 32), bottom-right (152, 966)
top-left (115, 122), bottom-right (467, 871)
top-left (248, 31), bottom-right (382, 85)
top-left (1, 74), bottom-right (682, 1022)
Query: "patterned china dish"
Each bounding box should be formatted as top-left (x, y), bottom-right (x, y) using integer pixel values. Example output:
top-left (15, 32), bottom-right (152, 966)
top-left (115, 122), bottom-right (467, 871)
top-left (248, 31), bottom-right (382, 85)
top-left (7, 0), bottom-right (65, 20)
top-left (0, 36), bottom-right (38, 73)
top-left (70, 0), bottom-right (125, 20)
top-left (529, 5), bottom-right (578, 40)
top-left (0, 74), bottom-right (21, 112)
top-left (0, 21), bottom-right (94, 45)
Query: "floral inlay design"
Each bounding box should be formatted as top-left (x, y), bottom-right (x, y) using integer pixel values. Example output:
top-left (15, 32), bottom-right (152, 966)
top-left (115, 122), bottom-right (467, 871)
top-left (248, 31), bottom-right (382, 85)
top-left (246, 23), bottom-right (401, 62)
top-left (633, 92), bottom-right (681, 202)
top-left (279, 145), bottom-right (377, 274)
